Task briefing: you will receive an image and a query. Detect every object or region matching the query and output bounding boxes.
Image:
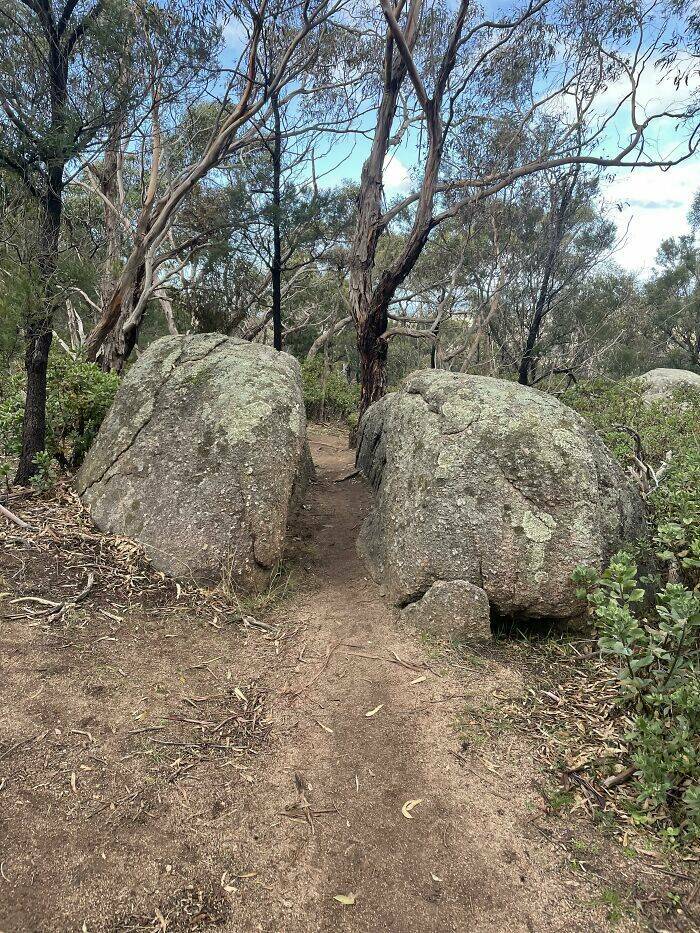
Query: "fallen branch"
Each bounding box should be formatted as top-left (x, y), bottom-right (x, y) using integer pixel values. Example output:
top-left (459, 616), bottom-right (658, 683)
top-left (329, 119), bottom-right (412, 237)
top-left (334, 469), bottom-right (360, 483)
top-left (0, 503), bottom-right (32, 530)
top-left (602, 765), bottom-right (636, 789)
top-left (13, 574), bottom-right (96, 624)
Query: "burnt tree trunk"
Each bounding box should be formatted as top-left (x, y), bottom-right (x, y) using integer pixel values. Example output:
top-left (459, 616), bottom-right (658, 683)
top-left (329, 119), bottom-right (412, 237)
top-left (271, 95), bottom-right (283, 351)
top-left (16, 173), bottom-right (64, 484)
top-left (518, 165), bottom-right (580, 386)
top-left (15, 12), bottom-right (69, 485)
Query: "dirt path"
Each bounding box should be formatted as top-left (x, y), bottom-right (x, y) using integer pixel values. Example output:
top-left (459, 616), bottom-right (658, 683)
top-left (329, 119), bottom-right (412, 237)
top-left (0, 427), bottom-right (640, 932)
top-left (226, 428), bottom-right (621, 933)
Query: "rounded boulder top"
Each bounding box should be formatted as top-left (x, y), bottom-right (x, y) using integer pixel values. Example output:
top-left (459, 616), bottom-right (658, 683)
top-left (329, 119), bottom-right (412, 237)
top-left (638, 367), bottom-right (700, 404)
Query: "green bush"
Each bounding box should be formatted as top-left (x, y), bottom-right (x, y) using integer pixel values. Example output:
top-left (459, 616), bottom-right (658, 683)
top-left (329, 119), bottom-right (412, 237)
top-left (563, 378), bottom-right (700, 467)
top-left (574, 554), bottom-right (699, 841)
top-left (0, 351), bottom-right (118, 477)
top-left (565, 378), bottom-right (700, 589)
top-left (301, 358), bottom-right (359, 424)
top-left (568, 378), bottom-right (700, 840)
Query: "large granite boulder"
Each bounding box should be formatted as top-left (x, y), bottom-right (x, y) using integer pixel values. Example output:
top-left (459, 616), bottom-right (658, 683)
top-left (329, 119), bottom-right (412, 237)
top-left (356, 371), bottom-right (645, 623)
top-left (638, 368), bottom-right (700, 404)
top-left (76, 334), bottom-right (312, 590)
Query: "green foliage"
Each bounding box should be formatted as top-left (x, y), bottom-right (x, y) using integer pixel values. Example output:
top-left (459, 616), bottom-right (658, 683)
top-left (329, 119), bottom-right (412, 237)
top-left (0, 351), bottom-right (118, 477)
top-left (565, 378), bottom-right (700, 589)
top-left (569, 378), bottom-right (700, 840)
top-left (644, 235), bottom-right (700, 372)
top-left (563, 379), bottom-right (700, 466)
top-left (28, 450), bottom-right (56, 492)
top-left (301, 358), bottom-right (359, 424)
top-left (573, 553), bottom-right (700, 840)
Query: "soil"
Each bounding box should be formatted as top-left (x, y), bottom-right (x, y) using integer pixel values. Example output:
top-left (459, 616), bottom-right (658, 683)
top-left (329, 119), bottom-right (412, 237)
top-left (0, 427), bottom-right (691, 932)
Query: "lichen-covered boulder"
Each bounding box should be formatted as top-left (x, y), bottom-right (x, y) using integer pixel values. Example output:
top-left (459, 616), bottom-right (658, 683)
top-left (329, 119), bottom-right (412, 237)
top-left (401, 580), bottom-right (491, 640)
top-left (76, 334), bottom-right (312, 590)
top-left (638, 367), bottom-right (700, 404)
top-left (356, 371), bottom-right (645, 622)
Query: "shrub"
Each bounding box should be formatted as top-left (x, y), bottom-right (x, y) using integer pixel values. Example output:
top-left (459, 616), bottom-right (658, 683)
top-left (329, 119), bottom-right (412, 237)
top-left (301, 358), bottom-right (359, 424)
top-left (0, 350), bottom-right (118, 478)
top-left (568, 378), bottom-right (700, 840)
top-left (574, 554), bottom-right (699, 840)
top-left (565, 378), bottom-right (700, 589)
top-left (562, 378), bottom-right (700, 468)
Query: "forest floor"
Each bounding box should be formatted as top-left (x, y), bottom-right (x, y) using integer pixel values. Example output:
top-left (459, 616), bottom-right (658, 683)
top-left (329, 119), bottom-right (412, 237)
top-left (0, 426), bottom-right (697, 933)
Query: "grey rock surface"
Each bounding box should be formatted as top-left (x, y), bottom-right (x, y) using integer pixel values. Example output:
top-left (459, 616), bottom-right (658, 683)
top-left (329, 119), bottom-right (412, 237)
top-left (76, 334), bottom-right (311, 590)
top-left (638, 367), bottom-right (700, 404)
top-left (401, 579), bottom-right (491, 639)
top-left (357, 370), bottom-right (645, 621)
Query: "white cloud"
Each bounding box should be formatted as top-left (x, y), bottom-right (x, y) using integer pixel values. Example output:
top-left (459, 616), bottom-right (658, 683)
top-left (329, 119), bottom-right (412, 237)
top-left (222, 16), bottom-right (249, 51)
top-left (592, 56), bottom-right (697, 125)
top-left (603, 161), bottom-right (697, 274)
top-left (383, 154), bottom-right (411, 191)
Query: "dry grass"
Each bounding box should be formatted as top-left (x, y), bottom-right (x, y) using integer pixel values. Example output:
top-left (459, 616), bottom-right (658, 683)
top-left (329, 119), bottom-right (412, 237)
top-left (0, 479), bottom-right (282, 633)
top-left (109, 884), bottom-right (231, 932)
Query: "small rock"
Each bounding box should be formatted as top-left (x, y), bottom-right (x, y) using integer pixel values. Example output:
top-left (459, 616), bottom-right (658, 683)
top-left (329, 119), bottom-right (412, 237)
top-left (401, 580), bottom-right (491, 640)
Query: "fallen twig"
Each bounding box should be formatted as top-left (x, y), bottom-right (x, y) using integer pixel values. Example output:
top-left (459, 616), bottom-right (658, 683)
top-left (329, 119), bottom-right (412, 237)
top-left (0, 503), bottom-right (31, 530)
top-left (602, 765), bottom-right (636, 789)
top-left (334, 469), bottom-right (360, 483)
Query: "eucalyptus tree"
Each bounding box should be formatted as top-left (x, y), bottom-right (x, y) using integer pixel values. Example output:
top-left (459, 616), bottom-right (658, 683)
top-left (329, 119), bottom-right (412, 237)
top-left (80, 0), bottom-right (358, 371)
top-left (644, 234), bottom-right (700, 371)
top-left (347, 0), bottom-right (700, 416)
top-left (0, 0), bottom-right (218, 481)
top-left (487, 167), bottom-right (617, 385)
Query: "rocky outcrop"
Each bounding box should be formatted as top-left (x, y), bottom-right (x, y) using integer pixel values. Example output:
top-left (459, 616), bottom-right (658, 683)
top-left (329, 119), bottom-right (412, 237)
top-left (76, 334), bottom-right (312, 590)
top-left (638, 367), bottom-right (700, 404)
top-left (357, 371), bottom-right (645, 625)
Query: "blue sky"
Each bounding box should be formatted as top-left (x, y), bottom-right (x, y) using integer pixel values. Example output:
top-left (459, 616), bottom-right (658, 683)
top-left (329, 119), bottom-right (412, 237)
top-left (314, 48), bottom-right (699, 277)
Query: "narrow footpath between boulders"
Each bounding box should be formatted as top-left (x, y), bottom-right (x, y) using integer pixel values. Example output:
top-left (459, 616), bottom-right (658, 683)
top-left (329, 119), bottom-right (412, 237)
top-left (224, 427), bottom-right (634, 933)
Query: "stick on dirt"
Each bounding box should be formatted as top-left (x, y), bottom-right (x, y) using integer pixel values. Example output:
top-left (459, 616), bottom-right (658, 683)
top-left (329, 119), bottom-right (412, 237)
top-left (0, 503), bottom-right (32, 529)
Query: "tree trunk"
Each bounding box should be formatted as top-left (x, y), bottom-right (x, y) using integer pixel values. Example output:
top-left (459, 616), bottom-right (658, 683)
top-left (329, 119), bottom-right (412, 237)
top-left (358, 333), bottom-right (388, 409)
top-left (356, 289), bottom-right (390, 413)
top-left (518, 165), bottom-right (580, 386)
top-left (87, 249), bottom-right (145, 372)
top-left (518, 279), bottom-right (550, 386)
top-left (16, 176), bottom-right (63, 484)
top-left (98, 120), bottom-right (124, 322)
top-left (271, 95), bottom-right (283, 351)
top-left (97, 304), bottom-right (140, 372)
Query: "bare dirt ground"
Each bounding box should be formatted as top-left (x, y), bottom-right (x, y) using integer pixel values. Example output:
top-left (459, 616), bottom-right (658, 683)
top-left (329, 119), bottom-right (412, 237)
top-left (0, 426), bottom-right (694, 932)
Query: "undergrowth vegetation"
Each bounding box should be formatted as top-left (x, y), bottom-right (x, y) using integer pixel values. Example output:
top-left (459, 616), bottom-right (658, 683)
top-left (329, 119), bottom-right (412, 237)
top-left (0, 350), bottom-right (118, 486)
top-left (301, 358), bottom-right (360, 424)
top-left (564, 380), bottom-right (700, 843)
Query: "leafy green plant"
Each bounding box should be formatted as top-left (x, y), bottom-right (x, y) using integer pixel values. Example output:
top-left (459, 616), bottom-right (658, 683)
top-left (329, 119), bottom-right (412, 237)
top-left (574, 553), bottom-right (700, 839)
top-left (301, 358), bottom-right (359, 424)
top-left (566, 377), bottom-right (700, 591)
top-left (0, 350), bottom-right (118, 481)
top-left (651, 449), bottom-right (700, 591)
top-left (28, 450), bottom-right (56, 492)
top-left (563, 379), bottom-right (700, 469)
